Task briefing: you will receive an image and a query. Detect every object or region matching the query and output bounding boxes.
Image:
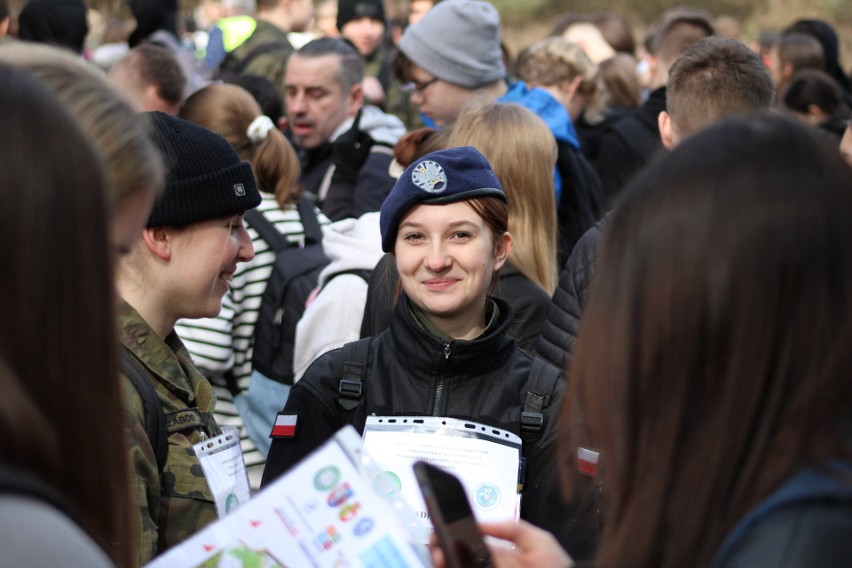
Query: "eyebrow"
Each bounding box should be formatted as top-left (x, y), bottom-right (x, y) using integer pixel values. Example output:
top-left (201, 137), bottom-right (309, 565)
top-left (399, 219), bottom-right (480, 230)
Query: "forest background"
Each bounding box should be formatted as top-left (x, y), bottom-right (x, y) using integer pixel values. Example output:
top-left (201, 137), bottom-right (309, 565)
top-left (5, 0), bottom-right (852, 72)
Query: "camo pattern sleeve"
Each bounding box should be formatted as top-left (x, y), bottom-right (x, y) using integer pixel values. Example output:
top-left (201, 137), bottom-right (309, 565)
top-left (119, 302), bottom-right (221, 565)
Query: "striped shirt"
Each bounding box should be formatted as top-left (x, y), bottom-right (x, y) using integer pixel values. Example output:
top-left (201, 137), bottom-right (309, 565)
top-left (175, 192), bottom-right (329, 486)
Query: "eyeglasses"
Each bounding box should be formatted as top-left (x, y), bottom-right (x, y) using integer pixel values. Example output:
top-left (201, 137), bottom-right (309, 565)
top-left (401, 77), bottom-right (439, 94)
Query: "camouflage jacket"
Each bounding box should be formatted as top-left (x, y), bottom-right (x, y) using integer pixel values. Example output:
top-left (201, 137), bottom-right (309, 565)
top-left (119, 302), bottom-right (220, 565)
top-left (225, 20), bottom-right (293, 102)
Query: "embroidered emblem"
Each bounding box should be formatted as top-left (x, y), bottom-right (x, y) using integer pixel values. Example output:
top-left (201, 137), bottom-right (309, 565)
top-left (234, 183), bottom-right (246, 196)
top-left (411, 160), bottom-right (447, 193)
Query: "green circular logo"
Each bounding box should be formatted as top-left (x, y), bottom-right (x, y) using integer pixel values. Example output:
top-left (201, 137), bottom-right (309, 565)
top-left (372, 471), bottom-right (402, 499)
top-left (314, 466), bottom-right (341, 490)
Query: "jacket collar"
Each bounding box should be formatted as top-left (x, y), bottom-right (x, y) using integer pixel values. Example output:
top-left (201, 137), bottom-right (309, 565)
top-left (117, 301), bottom-right (205, 403)
top-left (388, 293), bottom-right (517, 376)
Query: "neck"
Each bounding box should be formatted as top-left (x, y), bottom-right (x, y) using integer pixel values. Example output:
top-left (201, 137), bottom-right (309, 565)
top-left (412, 297), bottom-right (489, 341)
top-left (117, 273), bottom-right (176, 340)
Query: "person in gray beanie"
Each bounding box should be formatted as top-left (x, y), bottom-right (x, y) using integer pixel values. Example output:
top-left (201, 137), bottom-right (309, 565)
top-left (116, 111), bottom-right (261, 563)
top-left (394, 0), bottom-right (606, 273)
top-left (394, 0), bottom-right (508, 126)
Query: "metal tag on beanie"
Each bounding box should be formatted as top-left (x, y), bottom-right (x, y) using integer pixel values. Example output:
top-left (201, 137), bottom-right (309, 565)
top-left (411, 160), bottom-right (447, 194)
top-left (234, 183), bottom-right (246, 196)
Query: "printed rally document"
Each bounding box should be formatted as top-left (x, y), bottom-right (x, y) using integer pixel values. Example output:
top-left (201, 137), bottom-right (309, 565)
top-left (362, 416), bottom-right (523, 532)
top-left (146, 426), bottom-right (429, 568)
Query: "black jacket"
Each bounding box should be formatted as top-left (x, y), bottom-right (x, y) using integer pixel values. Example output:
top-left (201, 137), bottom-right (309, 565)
top-left (537, 216), bottom-right (608, 374)
top-left (712, 462), bottom-right (852, 567)
top-left (594, 86), bottom-right (668, 208)
top-left (299, 142), bottom-right (395, 222)
top-left (262, 294), bottom-right (599, 560)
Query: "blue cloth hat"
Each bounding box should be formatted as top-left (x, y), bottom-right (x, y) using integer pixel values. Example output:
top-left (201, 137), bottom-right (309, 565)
top-left (380, 146), bottom-right (506, 252)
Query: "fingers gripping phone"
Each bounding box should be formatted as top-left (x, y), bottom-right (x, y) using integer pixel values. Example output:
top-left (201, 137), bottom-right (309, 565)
top-left (413, 461), bottom-right (493, 568)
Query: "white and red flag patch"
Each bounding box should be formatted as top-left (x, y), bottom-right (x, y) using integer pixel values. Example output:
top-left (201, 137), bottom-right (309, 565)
top-left (270, 413), bottom-right (298, 438)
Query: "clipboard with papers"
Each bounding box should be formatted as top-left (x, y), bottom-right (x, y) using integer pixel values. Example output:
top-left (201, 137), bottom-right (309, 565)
top-left (362, 415), bottom-right (524, 535)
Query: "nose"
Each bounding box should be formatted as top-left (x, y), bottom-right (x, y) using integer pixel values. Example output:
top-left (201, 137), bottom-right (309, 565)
top-left (236, 226), bottom-right (255, 263)
top-left (425, 241), bottom-right (451, 272)
top-left (288, 91), bottom-right (307, 115)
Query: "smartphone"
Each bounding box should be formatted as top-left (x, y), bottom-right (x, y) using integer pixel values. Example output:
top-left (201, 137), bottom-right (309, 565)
top-left (413, 460), bottom-right (493, 568)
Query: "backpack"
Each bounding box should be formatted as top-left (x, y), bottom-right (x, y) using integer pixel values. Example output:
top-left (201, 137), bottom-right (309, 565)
top-left (335, 338), bottom-right (562, 446)
top-left (212, 40), bottom-right (290, 83)
top-left (121, 347), bottom-right (168, 474)
top-left (246, 198), bottom-right (330, 386)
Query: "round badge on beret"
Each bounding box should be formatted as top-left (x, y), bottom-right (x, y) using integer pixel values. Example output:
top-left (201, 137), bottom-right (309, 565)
top-left (411, 160), bottom-right (448, 194)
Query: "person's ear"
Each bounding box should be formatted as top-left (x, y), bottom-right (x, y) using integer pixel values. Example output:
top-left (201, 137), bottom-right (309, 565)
top-left (659, 110), bottom-right (674, 149)
top-left (142, 226), bottom-right (172, 261)
top-left (564, 75), bottom-right (584, 102)
top-left (348, 82), bottom-right (364, 115)
top-left (493, 231), bottom-right (512, 270)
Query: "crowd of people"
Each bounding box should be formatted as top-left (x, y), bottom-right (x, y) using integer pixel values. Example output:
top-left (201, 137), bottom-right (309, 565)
top-left (1, 0), bottom-right (852, 566)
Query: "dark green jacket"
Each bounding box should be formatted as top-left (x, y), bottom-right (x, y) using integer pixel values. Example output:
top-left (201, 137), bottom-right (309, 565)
top-left (119, 302), bottom-right (220, 565)
top-left (225, 20), bottom-right (294, 102)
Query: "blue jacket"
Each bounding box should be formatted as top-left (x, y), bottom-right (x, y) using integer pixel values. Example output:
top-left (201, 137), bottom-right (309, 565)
top-left (499, 81), bottom-right (581, 204)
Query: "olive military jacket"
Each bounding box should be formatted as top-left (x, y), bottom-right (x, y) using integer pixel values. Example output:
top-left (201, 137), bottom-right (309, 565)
top-left (226, 20), bottom-right (294, 104)
top-left (119, 302), bottom-right (220, 565)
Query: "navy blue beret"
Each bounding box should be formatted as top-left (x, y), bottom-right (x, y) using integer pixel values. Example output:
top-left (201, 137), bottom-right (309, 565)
top-left (379, 146), bottom-right (506, 252)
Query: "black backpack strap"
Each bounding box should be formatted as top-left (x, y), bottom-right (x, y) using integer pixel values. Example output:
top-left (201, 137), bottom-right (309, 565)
top-left (337, 339), bottom-right (370, 411)
top-left (121, 348), bottom-right (168, 474)
top-left (245, 208), bottom-right (289, 253)
top-left (296, 196), bottom-right (323, 244)
top-left (521, 358), bottom-right (561, 445)
top-left (320, 268), bottom-right (371, 294)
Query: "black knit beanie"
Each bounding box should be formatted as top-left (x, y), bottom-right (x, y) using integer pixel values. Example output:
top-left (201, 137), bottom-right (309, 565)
top-left (337, 0), bottom-right (386, 31)
top-left (18, 0), bottom-right (88, 54)
top-left (146, 112), bottom-right (261, 228)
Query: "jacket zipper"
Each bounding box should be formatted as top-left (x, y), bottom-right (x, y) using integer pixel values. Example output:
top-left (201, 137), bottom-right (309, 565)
top-left (431, 342), bottom-right (452, 416)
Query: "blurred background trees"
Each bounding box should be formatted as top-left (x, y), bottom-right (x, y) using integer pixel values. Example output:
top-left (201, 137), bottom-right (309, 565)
top-left (4, 0), bottom-right (852, 71)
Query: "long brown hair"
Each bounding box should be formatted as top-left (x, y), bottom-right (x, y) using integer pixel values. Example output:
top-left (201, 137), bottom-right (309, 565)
top-left (0, 64), bottom-right (134, 566)
top-left (563, 114), bottom-right (852, 567)
top-left (180, 83), bottom-right (301, 207)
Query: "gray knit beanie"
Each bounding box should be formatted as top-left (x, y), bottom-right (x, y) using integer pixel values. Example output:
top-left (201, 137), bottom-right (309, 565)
top-left (399, 0), bottom-right (506, 89)
top-left (146, 112), bottom-right (261, 228)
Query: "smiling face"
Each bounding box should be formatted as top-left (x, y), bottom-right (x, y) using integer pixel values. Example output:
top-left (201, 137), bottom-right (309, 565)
top-left (394, 201), bottom-right (511, 339)
top-left (167, 213), bottom-right (254, 319)
top-left (285, 53), bottom-right (361, 149)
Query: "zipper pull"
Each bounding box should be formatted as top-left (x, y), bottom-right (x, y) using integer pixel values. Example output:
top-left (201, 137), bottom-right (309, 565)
top-left (443, 342), bottom-right (451, 360)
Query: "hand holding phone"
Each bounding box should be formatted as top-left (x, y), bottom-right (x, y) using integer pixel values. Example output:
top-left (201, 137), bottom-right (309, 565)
top-left (414, 460), bottom-right (493, 568)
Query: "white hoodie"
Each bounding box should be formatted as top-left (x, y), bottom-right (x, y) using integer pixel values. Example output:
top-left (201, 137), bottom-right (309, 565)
top-left (292, 211), bottom-right (384, 381)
